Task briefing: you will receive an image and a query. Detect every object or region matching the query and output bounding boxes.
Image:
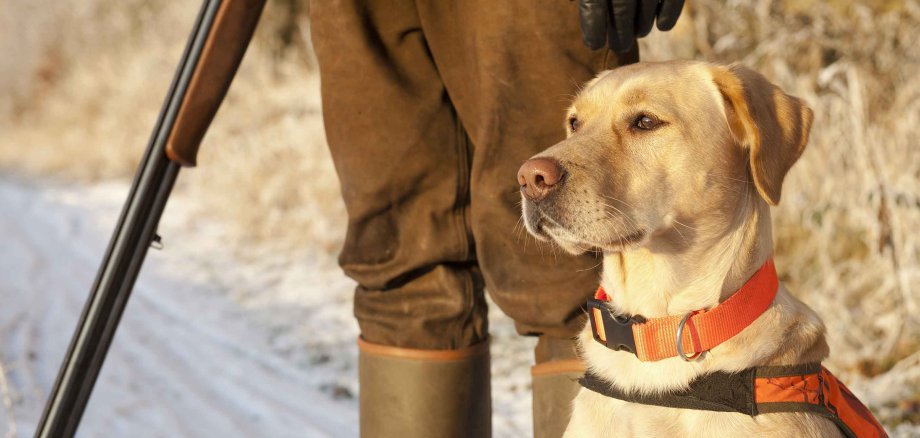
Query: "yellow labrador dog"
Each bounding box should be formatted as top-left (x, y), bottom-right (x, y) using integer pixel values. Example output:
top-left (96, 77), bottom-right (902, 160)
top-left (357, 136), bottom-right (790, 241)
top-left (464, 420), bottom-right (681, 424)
top-left (517, 61), bottom-right (885, 437)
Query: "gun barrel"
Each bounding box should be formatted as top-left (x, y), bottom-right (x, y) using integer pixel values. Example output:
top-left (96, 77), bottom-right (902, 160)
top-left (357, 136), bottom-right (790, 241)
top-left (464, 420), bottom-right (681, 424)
top-left (35, 1), bottom-right (265, 436)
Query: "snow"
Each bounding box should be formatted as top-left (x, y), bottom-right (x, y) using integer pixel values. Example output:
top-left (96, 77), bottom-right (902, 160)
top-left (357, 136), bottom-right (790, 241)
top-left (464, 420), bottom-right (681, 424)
top-left (0, 177), bottom-right (536, 437)
top-left (0, 178), bottom-right (361, 437)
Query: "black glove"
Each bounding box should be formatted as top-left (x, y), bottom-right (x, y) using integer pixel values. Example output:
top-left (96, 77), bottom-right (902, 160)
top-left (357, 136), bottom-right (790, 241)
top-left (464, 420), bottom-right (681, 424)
top-left (579, 0), bottom-right (684, 53)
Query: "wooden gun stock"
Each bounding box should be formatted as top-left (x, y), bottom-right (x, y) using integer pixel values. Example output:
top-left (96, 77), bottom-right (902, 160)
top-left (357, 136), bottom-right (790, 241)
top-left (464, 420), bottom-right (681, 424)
top-left (166, 0), bottom-right (266, 166)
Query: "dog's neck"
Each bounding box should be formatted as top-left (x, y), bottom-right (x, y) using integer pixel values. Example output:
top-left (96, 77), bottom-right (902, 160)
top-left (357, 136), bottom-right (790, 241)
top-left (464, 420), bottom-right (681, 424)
top-left (589, 190), bottom-right (828, 389)
top-left (601, 194), bottom-right (773, 319)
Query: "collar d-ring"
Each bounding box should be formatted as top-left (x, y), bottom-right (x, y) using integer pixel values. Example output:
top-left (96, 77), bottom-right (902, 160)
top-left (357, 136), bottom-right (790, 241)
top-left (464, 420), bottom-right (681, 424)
top-left (676, 311), bottom-right (702, 361)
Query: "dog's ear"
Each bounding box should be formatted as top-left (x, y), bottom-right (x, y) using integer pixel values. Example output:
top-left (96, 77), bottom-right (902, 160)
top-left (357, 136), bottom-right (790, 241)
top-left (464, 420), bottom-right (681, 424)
top-left (710, 64), bottom-right (813, 205)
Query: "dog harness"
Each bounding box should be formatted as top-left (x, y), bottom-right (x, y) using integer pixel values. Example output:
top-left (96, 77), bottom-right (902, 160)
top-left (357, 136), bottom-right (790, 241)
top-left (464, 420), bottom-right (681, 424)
top-left (584, 258), bottom-right (888, 437)
top-left (579, 364), bottom-right (888, 438)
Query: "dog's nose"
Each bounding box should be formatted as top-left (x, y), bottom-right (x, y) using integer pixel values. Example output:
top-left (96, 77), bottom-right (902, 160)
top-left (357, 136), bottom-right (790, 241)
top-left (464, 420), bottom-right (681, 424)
top-left (517, 157), bottom-right (564, 202)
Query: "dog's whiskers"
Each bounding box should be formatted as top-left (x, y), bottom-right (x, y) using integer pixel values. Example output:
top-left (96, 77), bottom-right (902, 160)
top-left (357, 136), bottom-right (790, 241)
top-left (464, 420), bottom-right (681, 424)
top-left (599, 201), bottom-right (642, 233)
top-left (601, 194), bottom-right (638, 210)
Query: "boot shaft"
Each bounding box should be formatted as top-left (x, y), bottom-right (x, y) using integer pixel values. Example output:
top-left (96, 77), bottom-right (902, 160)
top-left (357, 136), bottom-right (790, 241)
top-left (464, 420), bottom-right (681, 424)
top-left (358, 338), bottom-right (492, 438)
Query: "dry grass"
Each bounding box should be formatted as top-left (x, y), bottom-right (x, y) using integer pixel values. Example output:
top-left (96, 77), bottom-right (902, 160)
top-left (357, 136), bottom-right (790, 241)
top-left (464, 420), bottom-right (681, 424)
top-left (1, 0), bottom-right (917, 430)
top-left (0, 0), bottom-right (342, 254)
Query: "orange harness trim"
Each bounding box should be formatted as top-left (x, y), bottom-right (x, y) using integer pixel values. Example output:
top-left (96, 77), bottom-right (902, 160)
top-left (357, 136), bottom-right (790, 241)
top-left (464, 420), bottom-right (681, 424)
top-left (755, 366), bottom-right (888, 438)
top-left (589, 259), bottom-right (778, 361)
top-left (580, 363), bottom-right (888, 438)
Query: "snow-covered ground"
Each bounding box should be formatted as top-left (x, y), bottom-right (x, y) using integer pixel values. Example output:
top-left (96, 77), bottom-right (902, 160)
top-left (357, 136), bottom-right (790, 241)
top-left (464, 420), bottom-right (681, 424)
top-left (0, 178), bottom-right (356, 437)
top-left (0, 177), bottom-right (537, 437)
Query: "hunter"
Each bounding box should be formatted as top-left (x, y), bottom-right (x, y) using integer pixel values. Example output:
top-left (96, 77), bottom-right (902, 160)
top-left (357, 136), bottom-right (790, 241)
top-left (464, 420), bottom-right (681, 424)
top-left (309, 1), bottom-right (684, 436)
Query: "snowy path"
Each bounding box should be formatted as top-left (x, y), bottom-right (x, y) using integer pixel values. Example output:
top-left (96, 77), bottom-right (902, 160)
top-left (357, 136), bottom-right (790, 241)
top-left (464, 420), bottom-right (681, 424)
top-left (0, 178), bottom-right (536, 437)
top-left (0, 179), bottom-right (361, 437)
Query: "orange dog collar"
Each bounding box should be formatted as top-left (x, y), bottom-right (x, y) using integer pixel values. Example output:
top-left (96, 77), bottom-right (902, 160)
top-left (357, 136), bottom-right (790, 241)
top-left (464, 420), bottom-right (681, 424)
top-left (589, 259), bottom-right (779, 361)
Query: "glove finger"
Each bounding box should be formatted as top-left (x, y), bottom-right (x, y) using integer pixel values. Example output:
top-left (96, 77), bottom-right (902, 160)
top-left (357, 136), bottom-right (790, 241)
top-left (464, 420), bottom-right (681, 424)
top-left (656, 0), bottom-right (685, 31)
top-left (635, 0), bottom-right (658, 37)
top-left (607, 20), bottom-right (635, 53)
top-left (609, 0), bottom-right (637, 53)
top-left (580, 0), bottom-right (609, 50)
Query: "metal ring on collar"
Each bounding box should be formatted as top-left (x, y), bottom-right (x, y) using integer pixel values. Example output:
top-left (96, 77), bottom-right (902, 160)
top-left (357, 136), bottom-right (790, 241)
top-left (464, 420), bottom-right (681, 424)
top-left (676, 311), bottom-right (701, 361)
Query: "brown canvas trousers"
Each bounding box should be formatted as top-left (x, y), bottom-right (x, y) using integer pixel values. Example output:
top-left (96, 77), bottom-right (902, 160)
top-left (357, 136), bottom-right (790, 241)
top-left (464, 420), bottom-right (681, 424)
top-left (310, 0), bottom-right (638, 350)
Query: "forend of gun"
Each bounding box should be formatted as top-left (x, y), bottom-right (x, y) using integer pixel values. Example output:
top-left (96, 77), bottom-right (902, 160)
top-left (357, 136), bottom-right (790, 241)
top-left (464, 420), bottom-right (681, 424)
top-left (165, 0), bottom-right (267, 167)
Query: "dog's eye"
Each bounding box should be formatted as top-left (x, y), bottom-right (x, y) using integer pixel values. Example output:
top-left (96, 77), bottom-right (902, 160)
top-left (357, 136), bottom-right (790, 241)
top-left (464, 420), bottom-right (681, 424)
top-left (634, 114), bottom-right (661, 131)
top-left (568, 116), bottom-right (580, 133)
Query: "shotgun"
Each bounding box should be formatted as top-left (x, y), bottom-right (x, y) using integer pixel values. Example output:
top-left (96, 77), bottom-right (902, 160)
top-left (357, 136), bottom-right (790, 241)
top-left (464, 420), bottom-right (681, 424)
top-left (35, 1), bottom-right (267, 436)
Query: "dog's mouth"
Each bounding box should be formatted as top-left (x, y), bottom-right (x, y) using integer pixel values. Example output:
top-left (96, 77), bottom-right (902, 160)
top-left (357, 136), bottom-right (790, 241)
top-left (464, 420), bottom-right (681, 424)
top-left (528, 211), bottom-right (647, 254)
top-left (527, 214), bottom-right (552, 241)
top-left (599, 230), bottom-right (646, 252)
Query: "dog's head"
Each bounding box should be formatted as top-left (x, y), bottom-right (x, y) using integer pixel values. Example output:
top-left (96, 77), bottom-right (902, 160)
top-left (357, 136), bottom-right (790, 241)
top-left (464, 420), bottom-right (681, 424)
top-left (518, 61), bottom-right (813, 254)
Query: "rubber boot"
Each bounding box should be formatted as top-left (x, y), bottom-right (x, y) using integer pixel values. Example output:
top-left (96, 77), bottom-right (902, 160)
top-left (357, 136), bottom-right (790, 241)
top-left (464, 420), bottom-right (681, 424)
top-left (358, 337), bottom-right (491, 438)
top-left (531, 337), bottom-right (585, 438)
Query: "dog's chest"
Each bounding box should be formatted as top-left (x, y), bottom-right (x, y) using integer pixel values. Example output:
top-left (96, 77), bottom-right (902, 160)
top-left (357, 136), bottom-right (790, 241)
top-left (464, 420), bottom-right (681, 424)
top-left (567, 388), bottom-right (843, 438)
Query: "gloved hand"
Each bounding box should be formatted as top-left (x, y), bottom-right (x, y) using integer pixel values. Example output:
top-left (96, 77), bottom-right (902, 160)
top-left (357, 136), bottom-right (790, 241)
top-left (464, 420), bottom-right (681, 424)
top-left (579, 0), bottom-right (685, 53)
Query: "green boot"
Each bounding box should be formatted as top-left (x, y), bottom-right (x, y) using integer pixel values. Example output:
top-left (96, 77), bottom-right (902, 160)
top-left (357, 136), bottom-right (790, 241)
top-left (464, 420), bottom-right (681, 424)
top-left (532, 337), bottom-right (585, 438)
top-left (358, 337), bottom-right (492, 438)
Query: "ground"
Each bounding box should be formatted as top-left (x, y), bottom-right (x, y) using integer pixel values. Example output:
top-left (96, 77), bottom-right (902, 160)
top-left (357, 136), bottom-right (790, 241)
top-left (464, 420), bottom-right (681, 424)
top-left (0, 177), bottom-right (536, 437)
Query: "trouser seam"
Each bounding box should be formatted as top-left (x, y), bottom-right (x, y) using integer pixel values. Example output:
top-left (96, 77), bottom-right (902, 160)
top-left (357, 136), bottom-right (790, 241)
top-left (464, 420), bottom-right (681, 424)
top-left (413, 8), bottom-right (478, 347)
top-left (453, 110), bottom-right (472, 262)
top-left (453, 108), bottom-right (477, 347)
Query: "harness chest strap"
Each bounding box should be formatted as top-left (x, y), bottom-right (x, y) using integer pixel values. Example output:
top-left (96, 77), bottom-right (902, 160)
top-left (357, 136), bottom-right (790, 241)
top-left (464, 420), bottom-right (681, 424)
top-left (579, 364), bottom-right (889, 438)
top-left (589, 259), bottom-right (778, 361)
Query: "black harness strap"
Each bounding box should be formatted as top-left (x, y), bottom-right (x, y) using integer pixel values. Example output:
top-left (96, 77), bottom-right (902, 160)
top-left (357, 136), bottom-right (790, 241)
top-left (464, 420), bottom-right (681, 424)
top-left (578, 363), bottom-right (881, 438)
top-left (579, 368), bottom-right (759, 415)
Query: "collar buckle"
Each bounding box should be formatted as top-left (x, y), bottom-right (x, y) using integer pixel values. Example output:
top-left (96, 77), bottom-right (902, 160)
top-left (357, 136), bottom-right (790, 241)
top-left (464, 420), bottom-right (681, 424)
top-left (587, 299), bottom-right (645, 355)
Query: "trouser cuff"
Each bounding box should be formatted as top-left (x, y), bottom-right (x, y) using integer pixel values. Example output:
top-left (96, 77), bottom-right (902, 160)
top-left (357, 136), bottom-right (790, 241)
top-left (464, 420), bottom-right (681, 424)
top-left (357, 336), bottom-right (490, 361)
